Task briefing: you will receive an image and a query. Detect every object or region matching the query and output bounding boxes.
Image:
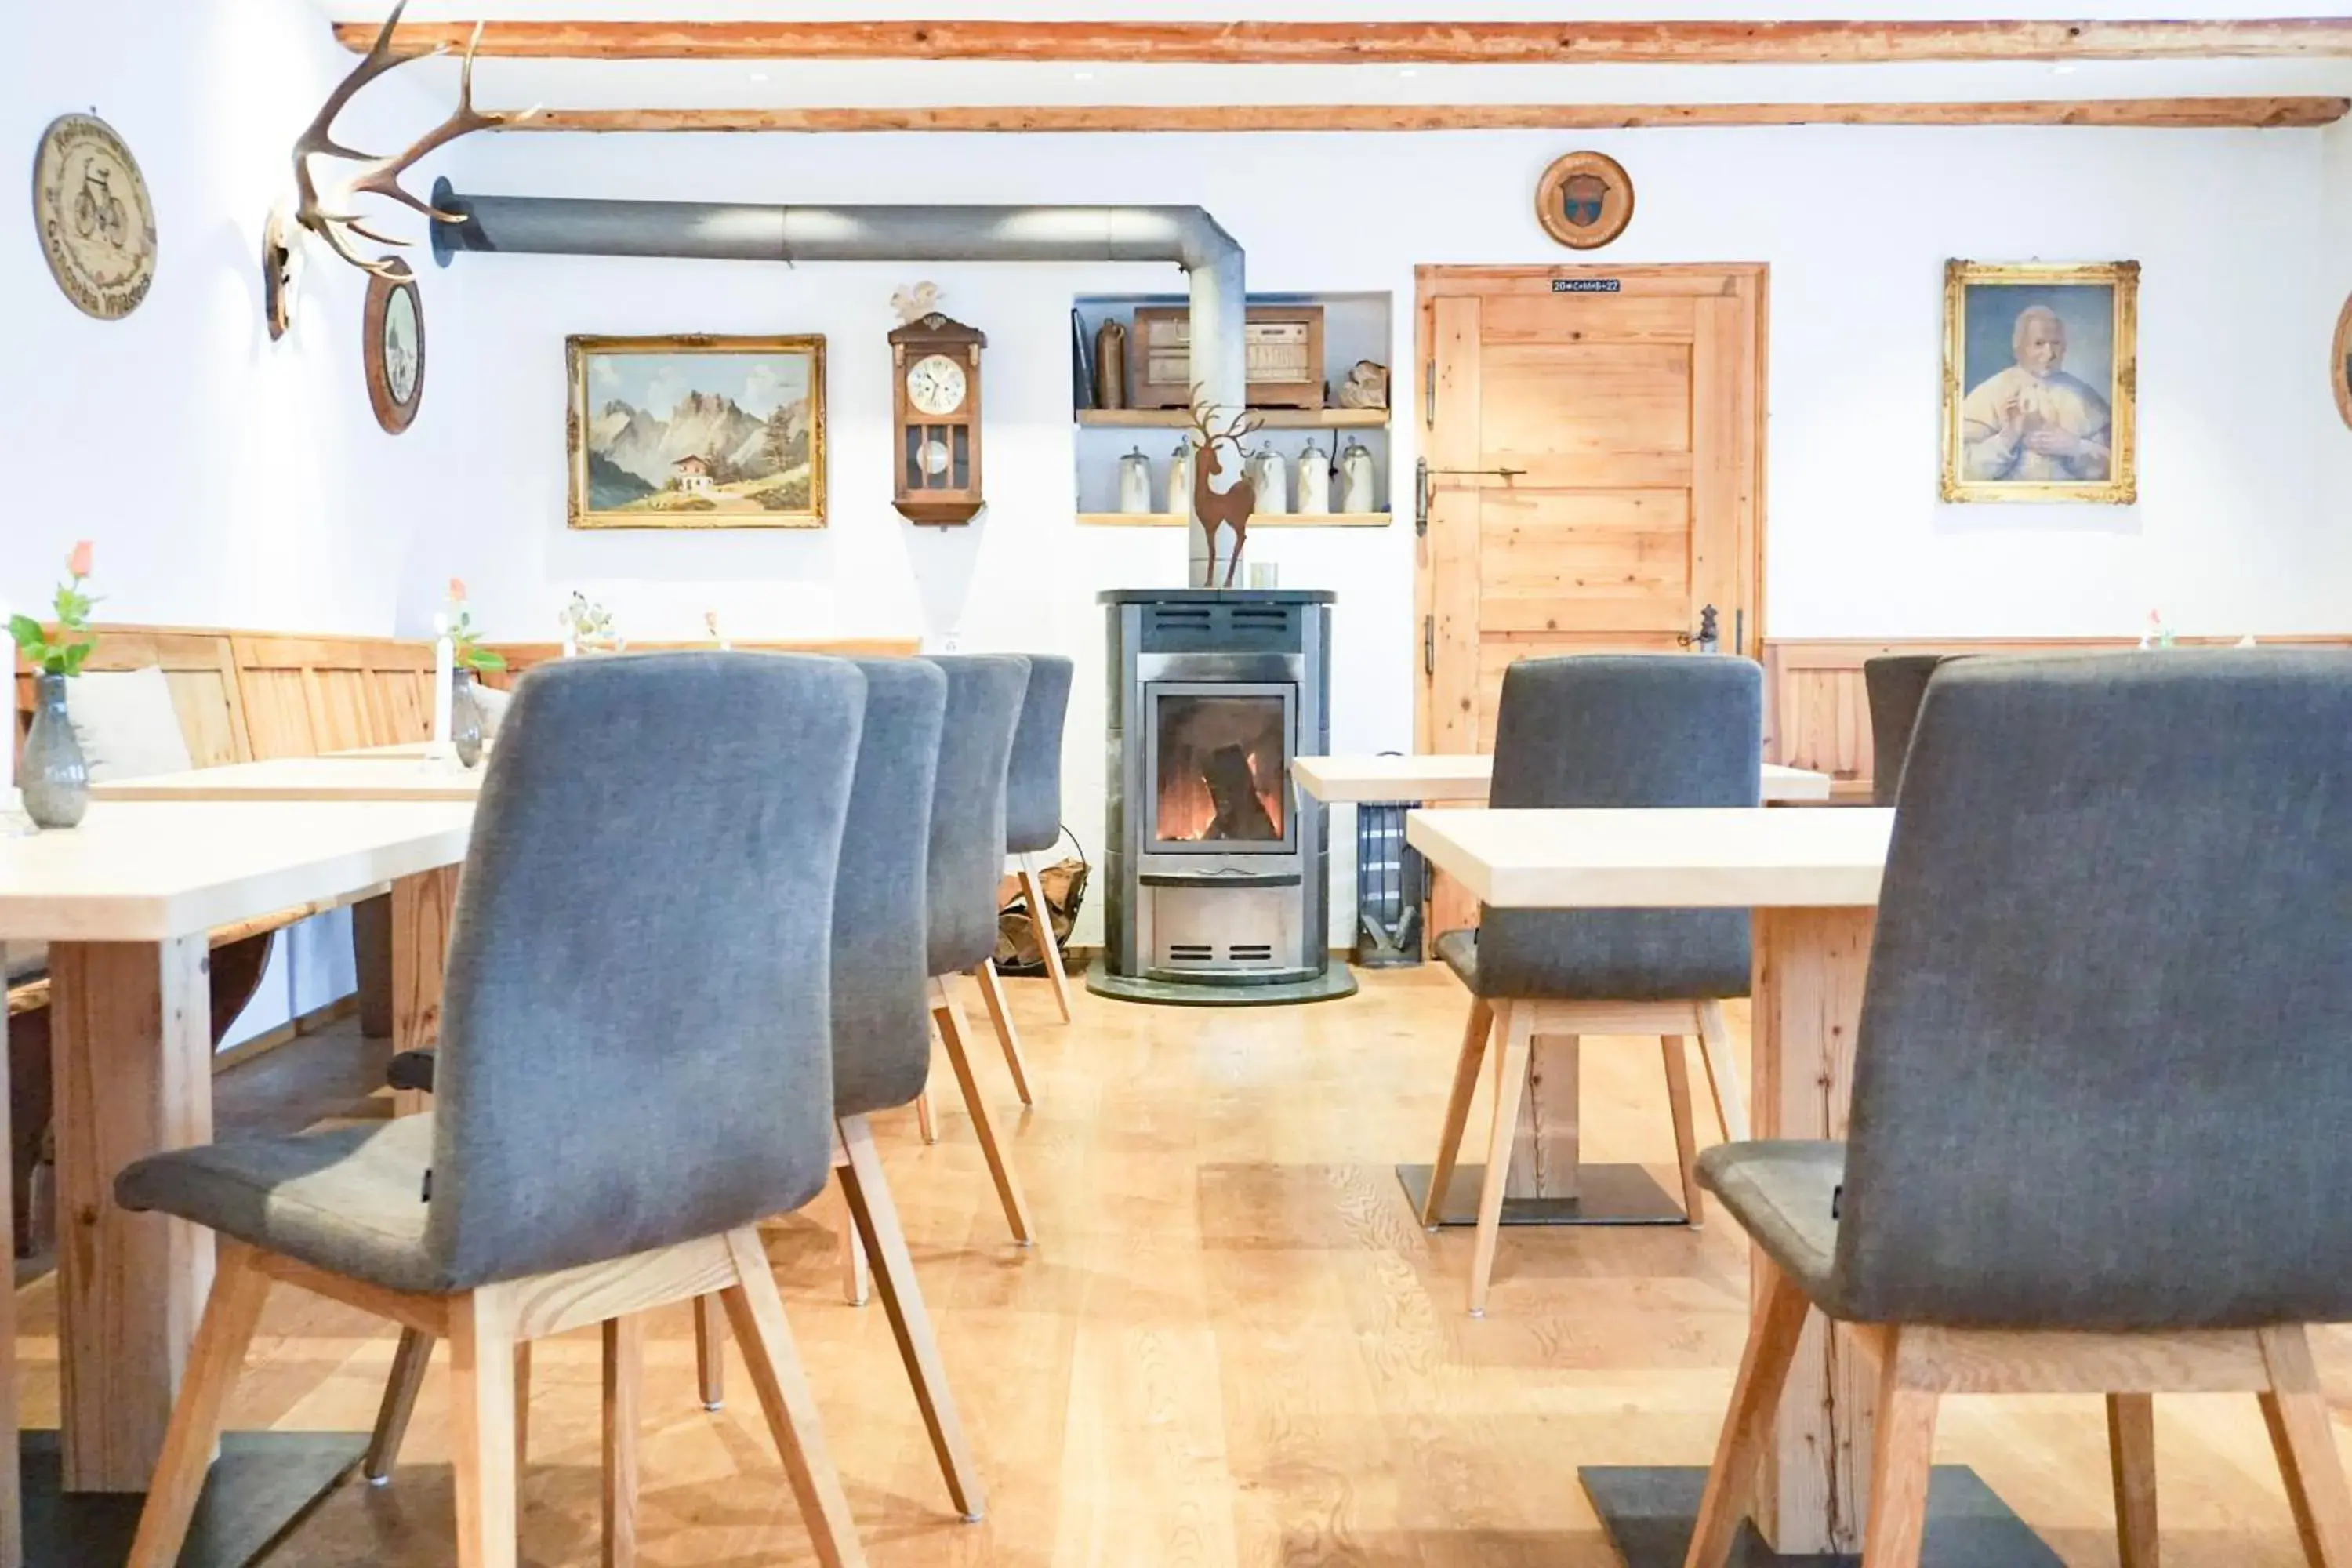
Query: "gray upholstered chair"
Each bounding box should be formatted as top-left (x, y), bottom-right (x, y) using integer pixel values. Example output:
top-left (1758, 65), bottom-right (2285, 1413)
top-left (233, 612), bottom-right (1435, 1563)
top-left (1424, 655), bottom-right (1760, 1315)
top-left (917, 655), bottom-right (1036, 1245)
top-left (365, 658), bottom-right (991, 1526)
top-left (1685, 652), bottom-right (2352, 1568)
top-left (1001, 654), bottom-right (1077, 1024)
top-left (113, 654), bottom-right (873, 1568)
top-left (1863, 653), bottom-right (1949, 808)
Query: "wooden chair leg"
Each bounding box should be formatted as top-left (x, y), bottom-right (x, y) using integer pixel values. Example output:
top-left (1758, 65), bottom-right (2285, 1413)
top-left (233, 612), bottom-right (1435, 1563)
top-left (1468, 1003), bottom-right (1531, 1318)
top-left (1422, 997), bottom-right (1494, 1229)
top-left (971, 960), bottom-right (1036, 1108)
top-left (1696, 999), bottom-right (1749, 1143)
top-left (1660, 1036), bottom-right (1704, 1228)
top-left (932, 978), bottom-right (1035, 1245)
top-left (2107, 1392), bottom-right (2159, 1568)
top-left (1019, 853), bottom-right (1074, 1023)
top-left (1683, 1261), bottom-right (1813, 1568)
top-left (916, 1083), bottom-right (939, 1145)
top-left (838, 1113), bottom-right (985, 1521)
top-left (125, 1243), bottom-right (273, 1568)
top-left (1860, 1330), bottom-right (1940, 1568)
top-left (2259, 1326), bottom-right (2352, 1568)
top-left (840, 1210), bottom-right (871, 1307)
top-left (603, 1316), bottom-right (642, 1568)
top-left (449, 1288), bottom-right (522, 1568)
top-left (366, 1327), bottom-right (435, 1485)
top-left (718, 1229), bottom-right (869, 1568)
top-left (514, 1341), bottom-right (532, 1482)
top-left (694, 1294), bottom-right (728, 1410)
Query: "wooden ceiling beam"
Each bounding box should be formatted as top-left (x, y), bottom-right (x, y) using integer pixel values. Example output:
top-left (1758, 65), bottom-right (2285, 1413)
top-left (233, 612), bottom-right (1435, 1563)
top-left (500, 99), bottom-right (2350, 133)
top-left (332, 17), bottom-right (2352, 65)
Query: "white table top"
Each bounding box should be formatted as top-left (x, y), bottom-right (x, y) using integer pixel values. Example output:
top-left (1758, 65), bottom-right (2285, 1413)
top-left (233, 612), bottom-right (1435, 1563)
top-left (0, 801), bottom-right (475, 941)
top-left (1406, 807), bottom-right (1895, 909)
top-left (1292, 753), bottom-right (1833, 804)
top-left (91, 755), bottom-right (486, 803)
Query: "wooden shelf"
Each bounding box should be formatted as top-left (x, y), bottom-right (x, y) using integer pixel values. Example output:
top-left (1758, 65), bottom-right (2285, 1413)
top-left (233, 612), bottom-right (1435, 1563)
top-left (1074, 407), bottom-right (1389, 430)
top-left (1076, 511), bottom-right (1391, 529)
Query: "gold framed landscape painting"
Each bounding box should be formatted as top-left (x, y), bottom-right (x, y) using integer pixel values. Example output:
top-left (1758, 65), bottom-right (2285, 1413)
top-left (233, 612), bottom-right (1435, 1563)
top-left (1941, 260), bottom-right (2138, 505)
top-left (567, 334), bottom-right (827, 529)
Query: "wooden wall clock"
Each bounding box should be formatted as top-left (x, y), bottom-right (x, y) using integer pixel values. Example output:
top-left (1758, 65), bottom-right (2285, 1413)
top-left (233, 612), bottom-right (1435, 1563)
top-left (364, 260), bottom-right (425, 434)
top-left (891, 311), bottom-right (985, 524)
top-left (32, 114), bottom-right (157, 319)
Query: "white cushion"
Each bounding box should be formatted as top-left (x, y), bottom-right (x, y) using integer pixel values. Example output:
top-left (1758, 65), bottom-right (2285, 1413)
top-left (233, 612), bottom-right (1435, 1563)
top-left (67, 666), bottom-right (196, 782)
top-left (473, 682), bottom-right (512, 739)
top-left (5, 942), bottom-right (45, 985)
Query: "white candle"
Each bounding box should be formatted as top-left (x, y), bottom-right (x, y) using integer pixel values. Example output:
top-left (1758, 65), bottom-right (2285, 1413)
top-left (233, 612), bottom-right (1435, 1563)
top-left (430, 612), bottom-right (454, 758)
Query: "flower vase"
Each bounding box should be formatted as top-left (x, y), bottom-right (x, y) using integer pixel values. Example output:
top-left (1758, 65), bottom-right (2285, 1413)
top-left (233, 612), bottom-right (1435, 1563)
top-left (451, 670), bottom-right (485, 770)
top-left (22, 672), bottom-right (89, 829)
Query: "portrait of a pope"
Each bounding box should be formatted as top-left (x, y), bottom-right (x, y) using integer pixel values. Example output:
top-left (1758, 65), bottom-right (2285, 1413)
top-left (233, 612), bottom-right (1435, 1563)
top-left (1958, 304), bottom-right (2113, 483)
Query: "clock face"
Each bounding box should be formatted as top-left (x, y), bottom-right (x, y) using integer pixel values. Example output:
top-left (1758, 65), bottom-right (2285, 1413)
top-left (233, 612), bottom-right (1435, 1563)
top-left (906, 353), bottom-right (967, 416)
top-left (920, 437), bottom-right (952, 476)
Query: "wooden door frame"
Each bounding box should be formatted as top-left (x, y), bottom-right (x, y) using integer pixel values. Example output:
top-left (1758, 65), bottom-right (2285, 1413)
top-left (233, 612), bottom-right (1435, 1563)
top-left (1411, 262), bottom-right (1772, 749)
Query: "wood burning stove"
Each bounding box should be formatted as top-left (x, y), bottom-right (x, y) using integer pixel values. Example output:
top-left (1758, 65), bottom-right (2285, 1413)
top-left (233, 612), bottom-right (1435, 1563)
top-left (1091, 589), bottom-right (1355, 1004)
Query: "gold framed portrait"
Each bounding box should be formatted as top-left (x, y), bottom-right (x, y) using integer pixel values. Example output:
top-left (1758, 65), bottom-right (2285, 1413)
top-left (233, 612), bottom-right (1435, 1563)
top-left (567, 334), bottom-right (827, 529)
top-left (1940, 260), bottom-right (2138, 506)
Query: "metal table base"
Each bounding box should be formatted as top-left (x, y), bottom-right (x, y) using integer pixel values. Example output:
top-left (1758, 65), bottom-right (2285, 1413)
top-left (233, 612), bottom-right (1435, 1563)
top-left (1397, 1161), bottom-right (1690, 1227)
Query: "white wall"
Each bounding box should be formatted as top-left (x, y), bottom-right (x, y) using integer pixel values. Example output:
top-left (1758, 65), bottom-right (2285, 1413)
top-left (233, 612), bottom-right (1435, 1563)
top-left (4, 0), bottom-right (466, 1040)
top-left (418, 124), bottom-right (2342, 938)
top-left (1, 0), bottom-right (465, 633)
top-left (2325, 120), bottom-right (2352, 532)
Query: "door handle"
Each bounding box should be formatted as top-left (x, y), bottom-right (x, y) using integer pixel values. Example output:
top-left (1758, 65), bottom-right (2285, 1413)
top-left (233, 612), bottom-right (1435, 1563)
top-left (1417, 463), bottom-right (1525, 537)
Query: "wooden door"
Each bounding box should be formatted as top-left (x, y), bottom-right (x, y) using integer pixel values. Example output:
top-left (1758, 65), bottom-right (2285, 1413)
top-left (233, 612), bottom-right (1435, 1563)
top-left (1415, 264), bottom-right (1766, 927)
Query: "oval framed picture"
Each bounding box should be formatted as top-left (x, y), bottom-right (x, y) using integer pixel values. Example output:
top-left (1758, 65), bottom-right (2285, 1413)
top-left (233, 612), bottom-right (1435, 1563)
top-left (364, 260), bottom-right (425, 434)
top-left (1534, 150), bottom-right (1635, 251)
top-left (2334, 292), bottom-right (2352, 433)
top-left (31, 113), bottom-right (158, 319)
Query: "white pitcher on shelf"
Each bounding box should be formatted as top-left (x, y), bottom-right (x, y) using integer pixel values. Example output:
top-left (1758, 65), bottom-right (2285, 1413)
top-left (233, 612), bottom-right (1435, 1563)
top-left (1249, 447), bottom-right (1288, 515)
top-left (1165, 441), bottom-right (1192, 516)
top-left (1295, 441), bottom-right (1330, 515)
top-left (1338, 439), bottom-right (1378, 514)
top-left (1117, 446), bottom-right (1154, 514)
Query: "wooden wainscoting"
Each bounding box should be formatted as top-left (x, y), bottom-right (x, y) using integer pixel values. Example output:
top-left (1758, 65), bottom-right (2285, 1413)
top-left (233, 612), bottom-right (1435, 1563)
top-left (477, 637), bottom-right (923, 688)
top-left (1764, 635), bottom-right (2352, 797)
top-left (231, 634), bottom-right (435, 758)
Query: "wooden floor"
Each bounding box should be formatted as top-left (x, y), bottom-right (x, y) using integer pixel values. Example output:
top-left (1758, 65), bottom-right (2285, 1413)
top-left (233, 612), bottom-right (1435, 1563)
top-left (14, 965), bottom-right (2347, 1565)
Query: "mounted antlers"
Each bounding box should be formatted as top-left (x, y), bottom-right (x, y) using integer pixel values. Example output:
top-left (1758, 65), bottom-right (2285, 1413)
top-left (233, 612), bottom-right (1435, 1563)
top-left (292, 1), bottom-right (534, 278)
top-left (1185, 387), bottom-right (1264, 589)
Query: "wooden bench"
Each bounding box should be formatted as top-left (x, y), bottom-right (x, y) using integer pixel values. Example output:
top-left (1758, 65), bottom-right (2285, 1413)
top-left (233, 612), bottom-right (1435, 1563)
top-left (9, 624), bottom-right (443, 1251)
top-left (478, 636), bottom-right (921, 688)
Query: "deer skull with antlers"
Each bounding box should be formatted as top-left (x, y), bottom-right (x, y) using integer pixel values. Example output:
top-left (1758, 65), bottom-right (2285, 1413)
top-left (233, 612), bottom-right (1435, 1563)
top-left (292, 0), bottom-right (534, 279)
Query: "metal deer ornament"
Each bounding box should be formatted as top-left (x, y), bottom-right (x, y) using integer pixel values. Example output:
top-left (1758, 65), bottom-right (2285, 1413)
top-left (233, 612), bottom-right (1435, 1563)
top-left (1185, 387), bottom-right (1263, 589)
top-left (292, 0), bottom-right (536, 278)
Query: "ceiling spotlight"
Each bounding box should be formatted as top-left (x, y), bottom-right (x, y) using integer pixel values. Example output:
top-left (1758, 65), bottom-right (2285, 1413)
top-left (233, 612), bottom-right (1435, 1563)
top-left (1074, 69), bottom-right (1095, 81)
top-left (2053, 62), bottom-right (2078, 75)
top-left (749, 70), bottom-right (771, 82)
top-left (1399, 67), bottom-right (1419, 78)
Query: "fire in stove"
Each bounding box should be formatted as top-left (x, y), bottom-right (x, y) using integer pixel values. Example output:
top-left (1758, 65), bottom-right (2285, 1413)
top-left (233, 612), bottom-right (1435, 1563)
top-left (1154, 694), bottom-right (1288, 847)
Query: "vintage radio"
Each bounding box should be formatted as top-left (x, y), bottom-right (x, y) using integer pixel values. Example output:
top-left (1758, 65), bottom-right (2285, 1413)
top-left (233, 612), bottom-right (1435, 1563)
top-left (1130, 304), bottom-right (1325, 410)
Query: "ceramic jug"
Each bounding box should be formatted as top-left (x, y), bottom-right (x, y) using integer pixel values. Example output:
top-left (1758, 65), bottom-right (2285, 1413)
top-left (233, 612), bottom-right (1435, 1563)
top-left (1295, 441), bottom-right (1330, 514)
top-left (1166, 441), bottom-right (1192, 516)
top-left (1249, 447), bottom-right (1288, 515)
top-left (1338, 440), bottom-right (1377, 514)
top-left (1117, 446), bottom-right (1153, 514)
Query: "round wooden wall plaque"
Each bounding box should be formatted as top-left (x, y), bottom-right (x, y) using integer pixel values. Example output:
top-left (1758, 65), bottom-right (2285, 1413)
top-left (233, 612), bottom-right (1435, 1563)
top-left (31, 114), bottom-right (158, 319)
top-left (364, 260), bottom-right (426, 434)
top-left (1534, 150), bottom-right (1635, 252)
top-left (2333, 292), bottom-right (2352, 433)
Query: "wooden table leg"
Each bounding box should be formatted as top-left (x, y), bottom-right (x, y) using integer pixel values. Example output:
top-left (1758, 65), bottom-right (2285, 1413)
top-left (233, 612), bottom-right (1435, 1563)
top-left (49, 937), bottom-right (215, 1495)
top-left (390, 869), bottom-right (457, 1116)
top-left (1748, 905), bottom-right (1878, 1555)
top-left (1512, 1033), bottom-right (1578, 1198)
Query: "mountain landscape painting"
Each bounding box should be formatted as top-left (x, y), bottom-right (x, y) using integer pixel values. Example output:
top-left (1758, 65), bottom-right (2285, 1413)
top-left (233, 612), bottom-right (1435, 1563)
top-left (567, 335), bottom-right (827, 528)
